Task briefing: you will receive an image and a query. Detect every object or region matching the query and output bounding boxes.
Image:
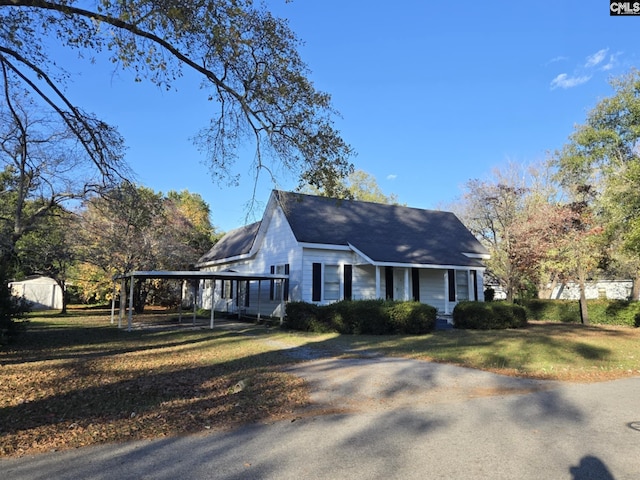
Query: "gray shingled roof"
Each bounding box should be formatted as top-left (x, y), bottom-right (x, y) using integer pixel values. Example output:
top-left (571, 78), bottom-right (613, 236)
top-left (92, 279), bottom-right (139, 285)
top-left (197, 221), bottom-right (261, 265)
top-left (198, 191), bottom-right (488, 268)
top-left (275, 191), bottom-right (487, 267)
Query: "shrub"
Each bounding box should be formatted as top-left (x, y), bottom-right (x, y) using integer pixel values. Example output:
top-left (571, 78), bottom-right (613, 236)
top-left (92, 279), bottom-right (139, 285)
top-left (285, 300), bottom-right (437, 335)
top-left (484, 287), bottom-right (495, 302)
top-left (517, 299), bottom-right (640, 327)
top-left (453, 301), bottom-right (527, 330)
top-left (284, 301), bottom-right (325, 331)
top-left (386, 301), bottom-right (437, 334)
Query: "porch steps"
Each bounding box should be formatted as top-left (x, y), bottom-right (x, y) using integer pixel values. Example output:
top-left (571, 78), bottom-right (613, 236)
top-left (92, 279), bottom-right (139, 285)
top-left (435, 316), bottom-right (454, 331)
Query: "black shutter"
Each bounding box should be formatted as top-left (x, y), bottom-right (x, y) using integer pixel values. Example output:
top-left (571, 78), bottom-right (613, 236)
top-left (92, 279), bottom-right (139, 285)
top-left (412, 268), bottom-right (420, 302)
top-left (245, 280), bottom-right (250, 307)
top-left (284, 264), bottom-right (290, 301)
top-left (385, 266), bottom-right (394, 300)
top-left (269, 265), bottom-right (275, 300)
top-left (448, 269), bottom-right (456, 302)
top-left (344, 264), bottom-right (353, 300)
top-left (312, 263), bottom-right (322, 302)
top-left (221, 280), bottom-right (225, 299)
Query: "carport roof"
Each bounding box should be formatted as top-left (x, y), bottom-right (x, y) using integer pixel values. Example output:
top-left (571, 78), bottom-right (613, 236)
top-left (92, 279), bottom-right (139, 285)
top-left (114, 270), bottom-right (288, 281)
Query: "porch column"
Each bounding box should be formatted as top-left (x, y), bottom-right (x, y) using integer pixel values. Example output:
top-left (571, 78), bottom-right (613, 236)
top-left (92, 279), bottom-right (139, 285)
top-left (404, 268), bottom-right (410, 301)
top-left (443, 271), bottom-right (450, 315)
top-left (375, 266), bottom-right (381, 299)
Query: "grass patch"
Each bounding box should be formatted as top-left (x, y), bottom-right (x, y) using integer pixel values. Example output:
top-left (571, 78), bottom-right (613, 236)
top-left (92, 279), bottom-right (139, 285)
top-left (2, 310), bottom-right (640, 458)
top-left (0, 309), bottom-right (309, 458)
top-left (290, 320), bottom-right (640, 382)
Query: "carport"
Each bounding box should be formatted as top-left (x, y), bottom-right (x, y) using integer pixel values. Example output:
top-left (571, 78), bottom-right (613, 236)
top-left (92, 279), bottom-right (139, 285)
top-left (112, 270), bottom-right (289, 331)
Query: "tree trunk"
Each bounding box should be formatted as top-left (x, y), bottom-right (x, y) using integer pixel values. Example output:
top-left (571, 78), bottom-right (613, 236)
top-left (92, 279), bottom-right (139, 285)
top-left (59, 279), bottom-right (67, 315)
top-left (632, 271), bottom-right (640, 301)
top-left (578, 268), bottom-right (589, 325)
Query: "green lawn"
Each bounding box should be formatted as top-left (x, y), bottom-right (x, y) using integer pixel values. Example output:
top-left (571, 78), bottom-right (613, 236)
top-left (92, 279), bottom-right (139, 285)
top-left (2, 310), bottom-right (639, 458)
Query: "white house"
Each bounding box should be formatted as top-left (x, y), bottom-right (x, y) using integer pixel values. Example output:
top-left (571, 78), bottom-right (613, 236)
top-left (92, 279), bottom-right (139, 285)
top-left (9, 275), bottom-right (63, 310)
top-left (196, 190), bottom-right (489, 318)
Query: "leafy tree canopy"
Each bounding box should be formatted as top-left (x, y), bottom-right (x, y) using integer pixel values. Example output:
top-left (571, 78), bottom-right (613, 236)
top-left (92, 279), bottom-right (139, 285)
top-left (300, 169), bottom-right (399, 204)
top-left (0, 0), bottom-right (354, 193)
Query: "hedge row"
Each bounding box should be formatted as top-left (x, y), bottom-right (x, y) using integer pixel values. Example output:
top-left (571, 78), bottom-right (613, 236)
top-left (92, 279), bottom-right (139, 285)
top-left (452, 301), bottom-right (527, 330)
top-left (285, 300), bottom-right (437, 335)
top-left (516, 299), bottom-right (640, 327)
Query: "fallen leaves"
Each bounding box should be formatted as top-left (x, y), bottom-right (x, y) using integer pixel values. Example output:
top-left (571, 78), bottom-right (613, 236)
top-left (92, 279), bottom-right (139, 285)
top-left (0, 313), bottom-right (309, 458)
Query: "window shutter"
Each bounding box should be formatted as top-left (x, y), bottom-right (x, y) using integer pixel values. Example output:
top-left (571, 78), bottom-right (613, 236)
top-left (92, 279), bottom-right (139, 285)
top-left (344, 264), bottom-right (353, 300)
top-left (448, 269), bottom-right (456, 302)
top-left (312, 263), bottom-right (321, 302)
top-left (412, 268), bottom-right (420, 302)
top-left (284, 264), bottom-right (290, 301)
top-left (385, 267), bottom-right (394, 300)
top-left (245, 280), bottom-right (250, 307)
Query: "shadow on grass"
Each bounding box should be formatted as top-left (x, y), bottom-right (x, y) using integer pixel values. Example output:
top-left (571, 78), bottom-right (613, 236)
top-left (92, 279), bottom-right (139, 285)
top-left (1, 317), bottom-right (631, 458)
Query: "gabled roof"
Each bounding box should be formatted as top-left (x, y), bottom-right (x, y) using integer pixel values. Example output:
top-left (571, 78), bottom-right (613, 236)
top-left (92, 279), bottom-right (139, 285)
top-left (197, 221), bottom-right (261, 265)
top-left (197, 191), bottom-right (488, 268)
top-left (275, 191), bottom-right (488, 267)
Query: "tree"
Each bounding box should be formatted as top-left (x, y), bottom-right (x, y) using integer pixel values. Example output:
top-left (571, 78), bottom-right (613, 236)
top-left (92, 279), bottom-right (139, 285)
top-left (554, 69), bottom-right (640, 300)
top-left (456, 166), bottom-right (528, 301)
top-left (300, 169), bottom-right (399, 204)
top-left (14, 207), bottom-right (75, 313)
top-left (0, 75), bottom-right (124, 273)
top-left (73, 184), bottom-right (216, 310)
top-left (454, 162), bottom-right (568, 301)
top-left (0, 0), bottom-right (353, 194)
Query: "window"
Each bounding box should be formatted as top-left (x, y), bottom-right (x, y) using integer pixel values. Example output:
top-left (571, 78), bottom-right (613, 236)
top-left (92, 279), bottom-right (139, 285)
top-left (324, 264), bottom-right (340, 301)
top-left (456, 270), bottom-right (469, 301)
top-left (270, 264), bottom-right (289, 301)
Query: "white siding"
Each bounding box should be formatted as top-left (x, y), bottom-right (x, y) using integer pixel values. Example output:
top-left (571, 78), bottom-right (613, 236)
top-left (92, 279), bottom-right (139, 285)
top-left (201, 205), bottom-right (303, 317)
top-left (354, 265), bottom-right (377, 300)
top-left (301, 248), bottom-right (360, 304)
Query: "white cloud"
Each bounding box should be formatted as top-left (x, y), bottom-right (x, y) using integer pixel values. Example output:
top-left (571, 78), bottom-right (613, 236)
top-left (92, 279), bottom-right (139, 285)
top-left (601, 52), bottom-right (621, 71)
top-left (550, 73), bottom-right (591, 90)
top-left (386, 174), bottom-right (397, 180)
top-left (546, 55), bottom-right (568, 65)
top-left (585, 48), bottom-right (609, 68)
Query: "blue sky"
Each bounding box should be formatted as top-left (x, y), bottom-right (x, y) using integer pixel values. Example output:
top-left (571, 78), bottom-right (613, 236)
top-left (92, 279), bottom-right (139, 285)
top-left (53, 1), bottom-right (639, 232)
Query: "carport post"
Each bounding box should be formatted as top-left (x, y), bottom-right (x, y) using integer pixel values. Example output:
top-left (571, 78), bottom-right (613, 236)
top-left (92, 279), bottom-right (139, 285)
top-left (128, 275), bottom-right (134, 332)
top-left (209, 279), bottom-right (215, 329)
top-left (118, 277), bottom-right (126, 329)
top-left (257, 280), bottom-right (262, 323)
top-left (110, 282), bottom-right (116, 324)
top-left (192, 281), bottom-right (197, 326)
top-left (178, 280), bottom-right (183, 324)
top-left (279, 279), bottom-right (285, 325)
